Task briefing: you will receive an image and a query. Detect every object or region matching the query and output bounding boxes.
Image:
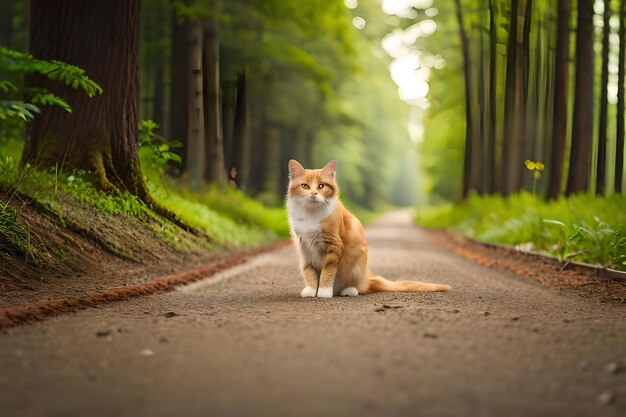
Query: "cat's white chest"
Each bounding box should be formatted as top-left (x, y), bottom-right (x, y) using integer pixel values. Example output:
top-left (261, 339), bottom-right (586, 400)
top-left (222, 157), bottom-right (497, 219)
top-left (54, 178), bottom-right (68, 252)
top-left (286, 199), bottom-right (335, 236)
top-left (287, 199), bottom-right (335, 270)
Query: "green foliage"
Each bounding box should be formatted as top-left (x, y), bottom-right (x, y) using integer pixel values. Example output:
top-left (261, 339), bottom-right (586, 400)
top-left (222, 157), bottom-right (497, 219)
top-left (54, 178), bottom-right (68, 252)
top-left (139, 120), bottom-right (183, 167)
top-left (0, 46), bottom-right (102, 122)
top-left (416, 192), bottom-right (626, 271)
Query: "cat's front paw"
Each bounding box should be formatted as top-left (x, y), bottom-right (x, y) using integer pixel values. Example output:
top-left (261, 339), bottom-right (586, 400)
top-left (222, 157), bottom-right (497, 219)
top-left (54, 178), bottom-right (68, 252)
top-left (316, 286), bottom-right (333, 298)
top-left (301, 286), bottom-right (317, 298)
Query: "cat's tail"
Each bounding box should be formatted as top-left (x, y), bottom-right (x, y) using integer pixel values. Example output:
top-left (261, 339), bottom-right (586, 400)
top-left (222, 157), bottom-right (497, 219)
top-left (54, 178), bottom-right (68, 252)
top-left (363, 275), bottom-right (451, 294)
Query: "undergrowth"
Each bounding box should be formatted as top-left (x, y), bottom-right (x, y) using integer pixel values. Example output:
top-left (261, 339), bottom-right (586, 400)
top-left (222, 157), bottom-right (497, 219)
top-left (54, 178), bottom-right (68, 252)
top-left (416, 192), bottom-right (626, 271)
top-left (0, 201), bottom-right (46, 263)
top-left (1, 132), bottom-right (288, 263)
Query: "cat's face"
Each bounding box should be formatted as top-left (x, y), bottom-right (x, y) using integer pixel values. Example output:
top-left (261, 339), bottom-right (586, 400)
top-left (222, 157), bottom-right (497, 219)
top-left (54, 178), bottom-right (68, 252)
top-left (287, 159), bottom-right (338, 209)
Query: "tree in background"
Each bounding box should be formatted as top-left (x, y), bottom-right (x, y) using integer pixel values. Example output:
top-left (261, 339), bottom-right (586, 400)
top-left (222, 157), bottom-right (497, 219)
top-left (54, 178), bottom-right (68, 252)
top-left (546, 0), bottom-right (571, 200)
top-left (424, 0), bottom-right (625, 202)
top-left (566, 0), bottom-right (594, 195)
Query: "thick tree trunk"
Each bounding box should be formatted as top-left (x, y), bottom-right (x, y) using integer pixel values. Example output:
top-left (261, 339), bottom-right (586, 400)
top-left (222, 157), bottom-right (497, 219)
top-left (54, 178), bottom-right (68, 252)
top-left (203, 18), bottom-right (226, 185)
top-left (453, 0), bottom-right (475, 199)
top-left (546, 0), bottom-right (571, 200)
top-left (231, 71), bottom-right (249, 189)
top-left (25, 0), bottom-right (148, 199)
top-left (566, 0), bottom-right (594, 195)
top-left (617, 0), bottom-right (626, 194)
top-left (169, 2), bottom-right (189, 168)
top-left (596, 2), bottom-right (611, 196)
top-left (186, 20), bottom-right (205, 190)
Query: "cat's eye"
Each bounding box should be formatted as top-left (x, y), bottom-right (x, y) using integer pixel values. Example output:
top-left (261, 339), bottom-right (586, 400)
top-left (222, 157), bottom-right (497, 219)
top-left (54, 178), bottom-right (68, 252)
top-left (318, 183), bottom-right (325, 189)
top-left (301, 184), bottom-right (310, 189)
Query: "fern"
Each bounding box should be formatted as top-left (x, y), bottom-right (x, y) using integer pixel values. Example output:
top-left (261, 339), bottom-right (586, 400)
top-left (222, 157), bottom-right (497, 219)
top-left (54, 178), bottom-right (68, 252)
top-left (0, 46), bottom-right (102, 122)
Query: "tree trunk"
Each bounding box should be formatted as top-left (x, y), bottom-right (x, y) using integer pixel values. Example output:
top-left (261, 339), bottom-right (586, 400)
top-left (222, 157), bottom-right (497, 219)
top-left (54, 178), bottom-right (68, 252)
top-left (186, 20), bottom-right (205, 190)
top-left (231, 71), bottom-right (249, 189)
top-left (152, 1), bottom-right (166, 131)
top-left (0, 0), bottom-right (13, 47)
top-left (169, 2), bottom-right (189, 168)
top-left (566, 0), bottom-right (594, 195)
top-left (478, 0), bottom-right (488, 195)
top-left (546, 0), bottom-right (571, 200)
top-left (501, 0), bottom-right (524, 195)
top-left (486, 0), bottom-right (497, 194)
top-left (596, 2), bottom-right (611, 196)
top-left (453, 0), bottom-right (475, 199)
top-left (617, 0), bottom-right (626, 194)
top-left (203, 17), bottom-right (226, 185)
top-left (25, 0), bottom-right (148, 199)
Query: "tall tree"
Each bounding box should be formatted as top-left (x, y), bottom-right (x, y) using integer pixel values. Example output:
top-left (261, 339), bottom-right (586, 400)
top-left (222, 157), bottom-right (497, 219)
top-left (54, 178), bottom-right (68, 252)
top-left (186, 18), bottom-right (205, 190)
top-left (231, 71), bottom-right (249, 189)
top-left (25, 0), bottom-right (149, 198)
top-left (486, 0), bottom-right (497, 194)
top-left (203, 15), bottom-right (226, 185)
top-left (617, 0), bottom-right (626, 193)
top-left (453, 0), bottom-right (476, 199)
top-left (501, 0), bottom-right (525, 195)
top-left (546, 0), bottom-right (571, 199)
top-left (566, 0), bottom-right (594, 195)
top-left (596, 1), bottom-right (611, 195)
top-left (169, 3), bottom-right (189, 167)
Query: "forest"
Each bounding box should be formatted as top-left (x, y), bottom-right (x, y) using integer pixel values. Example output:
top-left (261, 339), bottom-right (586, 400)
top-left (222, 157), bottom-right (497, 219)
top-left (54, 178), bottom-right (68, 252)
top-left (0, 0), bottom-right (625, 273)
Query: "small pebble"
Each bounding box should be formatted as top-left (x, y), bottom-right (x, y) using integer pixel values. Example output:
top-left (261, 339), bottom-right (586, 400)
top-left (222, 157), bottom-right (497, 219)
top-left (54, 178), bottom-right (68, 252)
top-left (605, 362), bottom-right (620, 374)
top-left (483, 311), bottom-right (490, 317)
top-left (96, 330), bottom-right (111, 338)
top-left (140, 349), bottom-right (154, 356)
top-left (423, 332), bottom-right (438, 339)
top-left (163, 312), bottom-right (178, 318)
top-left (450, 309), bottom-right (460, 314)
top-left (511, 316), bottom-right (520, 321)
top-left (597, 390), bottom-right (615, 405)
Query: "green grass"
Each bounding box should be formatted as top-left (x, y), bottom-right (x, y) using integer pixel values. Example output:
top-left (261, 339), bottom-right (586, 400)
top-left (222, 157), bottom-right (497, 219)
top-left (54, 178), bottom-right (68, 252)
top-left (0, 201), bottom-right (46, 263)
top-left (0, 136), bottom-right (289, 262)
top-left (416, 192), bottom-right (626, 271)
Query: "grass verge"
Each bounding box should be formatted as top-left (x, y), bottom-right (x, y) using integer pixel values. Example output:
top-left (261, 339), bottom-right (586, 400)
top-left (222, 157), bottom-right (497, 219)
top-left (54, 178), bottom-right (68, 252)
top-left (415, 192), bottom-right (626, 271)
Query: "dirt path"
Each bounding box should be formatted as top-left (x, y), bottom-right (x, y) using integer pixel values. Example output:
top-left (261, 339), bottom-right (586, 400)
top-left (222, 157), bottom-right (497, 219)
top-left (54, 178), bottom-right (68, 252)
top-left (0, 210), bottom-right (624, 417)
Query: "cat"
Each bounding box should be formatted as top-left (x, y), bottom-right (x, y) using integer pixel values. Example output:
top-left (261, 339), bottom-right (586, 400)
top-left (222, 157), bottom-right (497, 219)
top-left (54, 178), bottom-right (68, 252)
top-left (286, 159), bottom-right (452, 298)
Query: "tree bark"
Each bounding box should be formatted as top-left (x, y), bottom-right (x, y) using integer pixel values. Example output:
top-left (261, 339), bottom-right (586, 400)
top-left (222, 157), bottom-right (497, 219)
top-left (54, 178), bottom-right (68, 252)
top-left (0, 0), bottom-right (13, 47)
top-left (186, 20), bottom-right (205, 190)
top-left (501, 0), bottom-right (524, 195)
top-left (25, 0), bottom-right (148, 199)
top-left (596, 2), bottom-right (611, 196)
top-left (168, 2), bottom-right (189, 168)
top-left (566, 0), bottom-right (594, 195)
top-left (546, 0), bottom-right (571, 199)
top-left (453, 0), bottom-right (475, 199)
top-left (231, 71), bottom-right (249, 189)
top-left (203, 17), bottom-right (226, 185)
top-left (486, 0), bottom-right (497, 194)
top-left (617, 0), bottom-right (626, 194)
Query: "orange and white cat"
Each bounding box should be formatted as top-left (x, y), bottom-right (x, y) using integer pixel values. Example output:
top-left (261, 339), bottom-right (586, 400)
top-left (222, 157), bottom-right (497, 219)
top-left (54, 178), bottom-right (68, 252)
top-left (286, 159), bottom-right (451, 298)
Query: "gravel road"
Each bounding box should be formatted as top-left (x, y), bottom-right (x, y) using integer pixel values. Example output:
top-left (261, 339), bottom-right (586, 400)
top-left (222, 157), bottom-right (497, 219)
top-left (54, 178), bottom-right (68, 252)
top-left (0, 210), bottom-right (624, 417)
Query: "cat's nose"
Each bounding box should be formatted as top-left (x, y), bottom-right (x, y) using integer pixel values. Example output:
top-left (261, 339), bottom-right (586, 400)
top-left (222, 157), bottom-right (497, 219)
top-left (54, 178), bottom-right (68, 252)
top-left (311, 192), bottom-right (317, 196)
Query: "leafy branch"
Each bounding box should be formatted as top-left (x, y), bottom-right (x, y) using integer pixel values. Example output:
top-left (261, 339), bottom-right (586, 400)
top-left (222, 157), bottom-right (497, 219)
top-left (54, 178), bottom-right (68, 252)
top-left (0, 46), bottom-right (103, 122)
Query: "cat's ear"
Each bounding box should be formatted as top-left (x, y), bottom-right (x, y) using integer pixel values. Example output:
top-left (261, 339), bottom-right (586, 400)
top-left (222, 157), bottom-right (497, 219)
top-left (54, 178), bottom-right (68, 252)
top-left (288, 159), bottom-right (305, 178)
top-left (322, 160), bottom-right (336, 177)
